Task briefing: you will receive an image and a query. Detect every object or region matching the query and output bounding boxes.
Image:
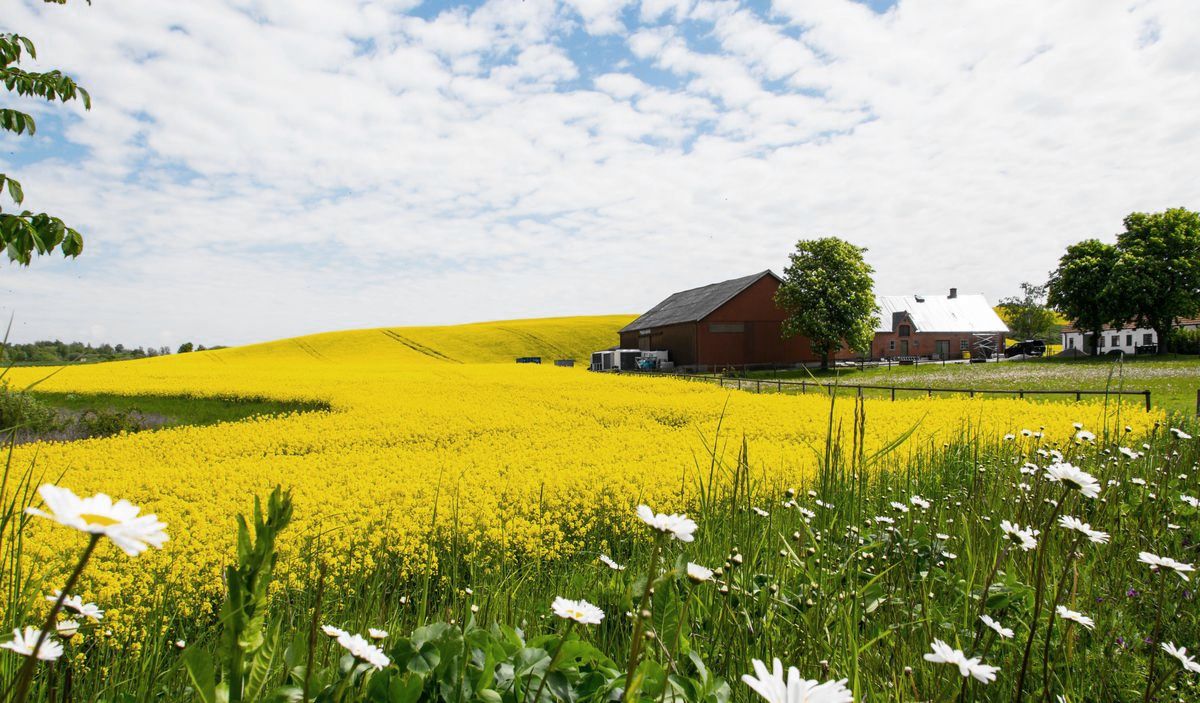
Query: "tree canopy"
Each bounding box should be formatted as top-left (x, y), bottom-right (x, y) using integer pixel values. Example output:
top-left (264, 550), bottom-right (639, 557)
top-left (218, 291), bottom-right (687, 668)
top-left (1109, 208), bottom-right (1200, 352)
top-left (997, 282), bottom-right (1059, 342)
top-left (1, 3), bottom-right (89, 267)
top-left (1048, 209), bottom-right (1200, 355)
top-left (774, 237), bottom-right (879, 370)
top-left (1046, 239), bottom-right (1120, 355)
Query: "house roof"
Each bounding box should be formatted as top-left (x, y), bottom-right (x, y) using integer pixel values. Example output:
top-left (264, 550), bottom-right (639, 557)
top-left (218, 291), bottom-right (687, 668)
top-left (876, 294), bottom-right (1008, 334)
top-left (620, 270), bottom-right (779, 333)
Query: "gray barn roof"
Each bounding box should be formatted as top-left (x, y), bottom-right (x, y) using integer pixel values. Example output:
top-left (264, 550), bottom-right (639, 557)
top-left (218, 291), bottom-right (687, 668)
top-left (620, 271), bottom-right (778, 333)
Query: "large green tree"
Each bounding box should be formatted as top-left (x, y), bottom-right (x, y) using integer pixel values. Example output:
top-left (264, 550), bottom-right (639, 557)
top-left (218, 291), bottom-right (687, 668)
top-left (1047, 239), bottom-right (1122, 355)
top-left (997, 282), bottom-right (1059, 342)
top-left (774, 237), bottom-right (879, 370)
top-left (1109, 208), bottom-right (1200, 354)
top-left (1, 2), bottom-right (89, 267)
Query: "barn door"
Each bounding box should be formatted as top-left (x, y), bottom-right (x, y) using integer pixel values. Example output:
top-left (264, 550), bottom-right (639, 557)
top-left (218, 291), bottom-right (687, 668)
top-left (900, 340), bottom-right (909, 355)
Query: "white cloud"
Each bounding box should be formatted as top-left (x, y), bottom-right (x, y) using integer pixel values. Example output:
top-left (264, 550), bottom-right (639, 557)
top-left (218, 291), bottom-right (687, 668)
top-left (1, 0), bottom-right (1198, 348)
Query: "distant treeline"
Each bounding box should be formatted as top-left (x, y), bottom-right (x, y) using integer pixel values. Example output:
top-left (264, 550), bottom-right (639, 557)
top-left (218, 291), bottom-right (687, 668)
top-left (1, 340), bottom-right (225, 365)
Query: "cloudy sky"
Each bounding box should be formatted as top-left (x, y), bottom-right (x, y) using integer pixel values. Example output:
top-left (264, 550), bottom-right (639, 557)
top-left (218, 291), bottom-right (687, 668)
top-left (2, 0), bottom-right (1198, 348)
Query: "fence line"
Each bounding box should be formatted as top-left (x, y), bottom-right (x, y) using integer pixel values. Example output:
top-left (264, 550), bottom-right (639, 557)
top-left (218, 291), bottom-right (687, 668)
top-left (626, 371), bottom-right (1154, 412)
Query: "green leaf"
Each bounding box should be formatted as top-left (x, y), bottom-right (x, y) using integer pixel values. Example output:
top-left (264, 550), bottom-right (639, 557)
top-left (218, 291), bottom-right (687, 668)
top-left (406, 640), bottom-right (441, 674)
top-left (390, 672), bottom-right (424, 703)
top-left (6, 176), bottom-right (21, 205)
top-left (183, 648), bottom-right (218, 703)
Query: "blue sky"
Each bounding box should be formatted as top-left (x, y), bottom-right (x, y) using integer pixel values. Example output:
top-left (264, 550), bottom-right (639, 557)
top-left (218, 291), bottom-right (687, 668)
top-left (1, 0), bottom-right (1197, 348)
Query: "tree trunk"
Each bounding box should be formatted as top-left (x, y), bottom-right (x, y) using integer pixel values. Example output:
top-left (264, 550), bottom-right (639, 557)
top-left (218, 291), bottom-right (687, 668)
top-left (820, 351), bottom-right (830, 371)
top-left (1090, 328), bottom-right (1103, 356)
top-left (1156, 320), bottom-right (1171, 355)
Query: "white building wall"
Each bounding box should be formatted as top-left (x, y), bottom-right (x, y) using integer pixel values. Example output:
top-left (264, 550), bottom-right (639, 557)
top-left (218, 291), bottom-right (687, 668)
top-left (1061, 327), bottom-right (1158, 354)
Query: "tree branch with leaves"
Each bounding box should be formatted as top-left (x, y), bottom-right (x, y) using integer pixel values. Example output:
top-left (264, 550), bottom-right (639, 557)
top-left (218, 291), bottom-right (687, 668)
top-left (1, 4), bottom-right (90, 267)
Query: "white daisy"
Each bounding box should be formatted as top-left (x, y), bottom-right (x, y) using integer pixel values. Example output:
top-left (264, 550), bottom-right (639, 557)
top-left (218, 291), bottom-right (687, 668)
top-left (910, 496), bottom-right (930, 510)
top-left (741, 657), bottom-right (853, 703)
top-left (1138, 552), bottom-right (1195, 581)
top-left (1182, 495), bottom-right (1200, 508)
top-left (1055, 606), bottom-right (1094, 630)
top-left (1, 627), bottom-right (63, 661)
top-left (321, 625), bottom-right (347, 639)
top-left (752, 507), bottom-right (770, 517)
top-left (980, 615), bottom-right (1014, 639)
top-left (26, 485), bottom-right (168, 556)
top-left (1057, 516), bottom-right (1109, 544)
top-left (686, 563), bottom-right (714, 583)
top-left (55, 620), bottom-right (80, 638)
top-left (368, 628), bottom-right (388, 640)
top-left (1000, 520), bottom-right (1038, 551)
top-left (636, 505), bottom-right (697, 542)
top-left (890, 501), bottom-right (909, 513)
top-left (1074, 430), bottom-right (1096, 442)
top-left (923, 640), bottom-right (999, 684)
top-left (47, 592), bottom-right (104, 621)
top-left (598, 554), bottom-right (625, 571)
top-left (1044, 463), bottom-right (1102, 499)
top-left (551, 597), bottom-right (604, 625)
top-left (1118, 447), bottom-right (1140, 460)
top-left (873, 516), bottom-right (894, 525)
top-left (1170, 428), bottom-right (1193, 440)
top-left (335, 632), bottom-right (390, 670)
top-left (1161, 642), bottom-right (1200, 674)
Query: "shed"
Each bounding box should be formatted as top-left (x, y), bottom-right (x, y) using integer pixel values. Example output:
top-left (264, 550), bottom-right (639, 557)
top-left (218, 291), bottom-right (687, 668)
top-left (617, 271), bottom-right (823, 369)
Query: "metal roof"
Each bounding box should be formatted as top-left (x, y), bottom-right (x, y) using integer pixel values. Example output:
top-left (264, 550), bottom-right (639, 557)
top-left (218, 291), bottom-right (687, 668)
top-left (875, 294), bottom-right (1009, 333)
top-left (620, 271), bottom-right (778, 333)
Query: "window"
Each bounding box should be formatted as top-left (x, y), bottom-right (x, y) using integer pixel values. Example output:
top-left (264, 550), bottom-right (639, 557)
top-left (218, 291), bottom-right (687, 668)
top-left (960, 339), bottom-right (969, 351)
top-left (708, 323), bottom-right (744, 333)
top-left (1143, 333), bottom-right (1153, 345)
top-left (639, 329), bottom-right (652, 337)
top-left (898, 325), bottom-right (911, 337)
top-left (1126, 334), bottom-right (1132, 346)
top-left (1111, 335), bottom-right (1119, 347)
top-left (1068, 338), bottom-right (1075, 349)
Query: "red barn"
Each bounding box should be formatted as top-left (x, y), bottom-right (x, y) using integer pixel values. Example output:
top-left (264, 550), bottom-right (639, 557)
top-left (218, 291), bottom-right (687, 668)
top-left (618, 271), bottom-right (824, 370)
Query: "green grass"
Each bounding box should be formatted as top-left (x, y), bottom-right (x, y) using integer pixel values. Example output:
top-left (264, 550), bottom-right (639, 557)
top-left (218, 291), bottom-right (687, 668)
top-left (740, 355), bottom-right (1200, 414)
top-left (3, 401), bottom-right (1198, 702)
top-left (30, 391), bottom-right (329, 428)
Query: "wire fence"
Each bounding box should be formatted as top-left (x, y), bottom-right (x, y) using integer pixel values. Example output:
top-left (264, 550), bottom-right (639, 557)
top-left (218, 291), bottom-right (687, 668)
top-left (626, 371), bottom-right (1154, 412)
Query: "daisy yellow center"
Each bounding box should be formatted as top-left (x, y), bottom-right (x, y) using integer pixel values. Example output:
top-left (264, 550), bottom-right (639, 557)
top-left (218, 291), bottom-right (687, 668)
top-left (567, 609), bottom-right (584, 619)
top-left (79, 513), bottom-right (120, 527)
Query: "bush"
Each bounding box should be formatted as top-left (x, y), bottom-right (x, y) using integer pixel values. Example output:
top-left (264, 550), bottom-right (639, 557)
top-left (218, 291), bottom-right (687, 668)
top-left (74, 408), bottom-right (147, 438)
top-left (1168, 327), bottom-right (1200, 355)
top-left (0, 381), bottom-right (59, 433)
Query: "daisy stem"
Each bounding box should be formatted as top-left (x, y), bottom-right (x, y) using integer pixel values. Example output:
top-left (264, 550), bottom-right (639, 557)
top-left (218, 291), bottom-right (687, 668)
top-left (1142, 570), bottom-right (1167, 703)
top-left (624, 533), bottom-right (664, 702)
top-left (1040, 537), bottom-right (1081, 703)
top-left (1013, 491), bottom-right (1067, 703)
top-left (658, 596), bottom-right (690, 703)
top-left (304, 561), bottom-right (327, 703)
top-left (529, 621), bottom-right (574, 703)
top-left (8, 533), bottom-right (101, 703)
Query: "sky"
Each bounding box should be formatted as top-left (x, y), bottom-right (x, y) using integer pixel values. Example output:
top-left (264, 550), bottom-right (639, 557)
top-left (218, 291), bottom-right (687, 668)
top-left (1, 0), bottom-right (1198, 348)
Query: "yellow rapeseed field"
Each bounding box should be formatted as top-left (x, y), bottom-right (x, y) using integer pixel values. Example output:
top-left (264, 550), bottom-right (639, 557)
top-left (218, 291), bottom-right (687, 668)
top-left (4, 315), bottom-right (1159, 641)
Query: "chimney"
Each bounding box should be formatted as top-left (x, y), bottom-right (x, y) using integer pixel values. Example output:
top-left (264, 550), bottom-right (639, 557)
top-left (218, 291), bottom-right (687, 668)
top-left (949, 287), bottom-right (958, 299)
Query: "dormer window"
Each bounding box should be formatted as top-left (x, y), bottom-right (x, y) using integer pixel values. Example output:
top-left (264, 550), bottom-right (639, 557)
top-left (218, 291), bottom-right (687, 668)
top-left (899, 325), bottom-right (911, 337)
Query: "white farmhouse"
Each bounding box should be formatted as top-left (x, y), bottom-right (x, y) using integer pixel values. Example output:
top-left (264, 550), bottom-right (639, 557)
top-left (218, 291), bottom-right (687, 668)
top-left (1061, 318), bottom-right (1200, 354)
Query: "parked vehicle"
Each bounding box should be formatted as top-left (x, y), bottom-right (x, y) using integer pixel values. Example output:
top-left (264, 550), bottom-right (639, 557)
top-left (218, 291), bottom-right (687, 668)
top-left (1005, 339), bottom-right (1046, 357)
